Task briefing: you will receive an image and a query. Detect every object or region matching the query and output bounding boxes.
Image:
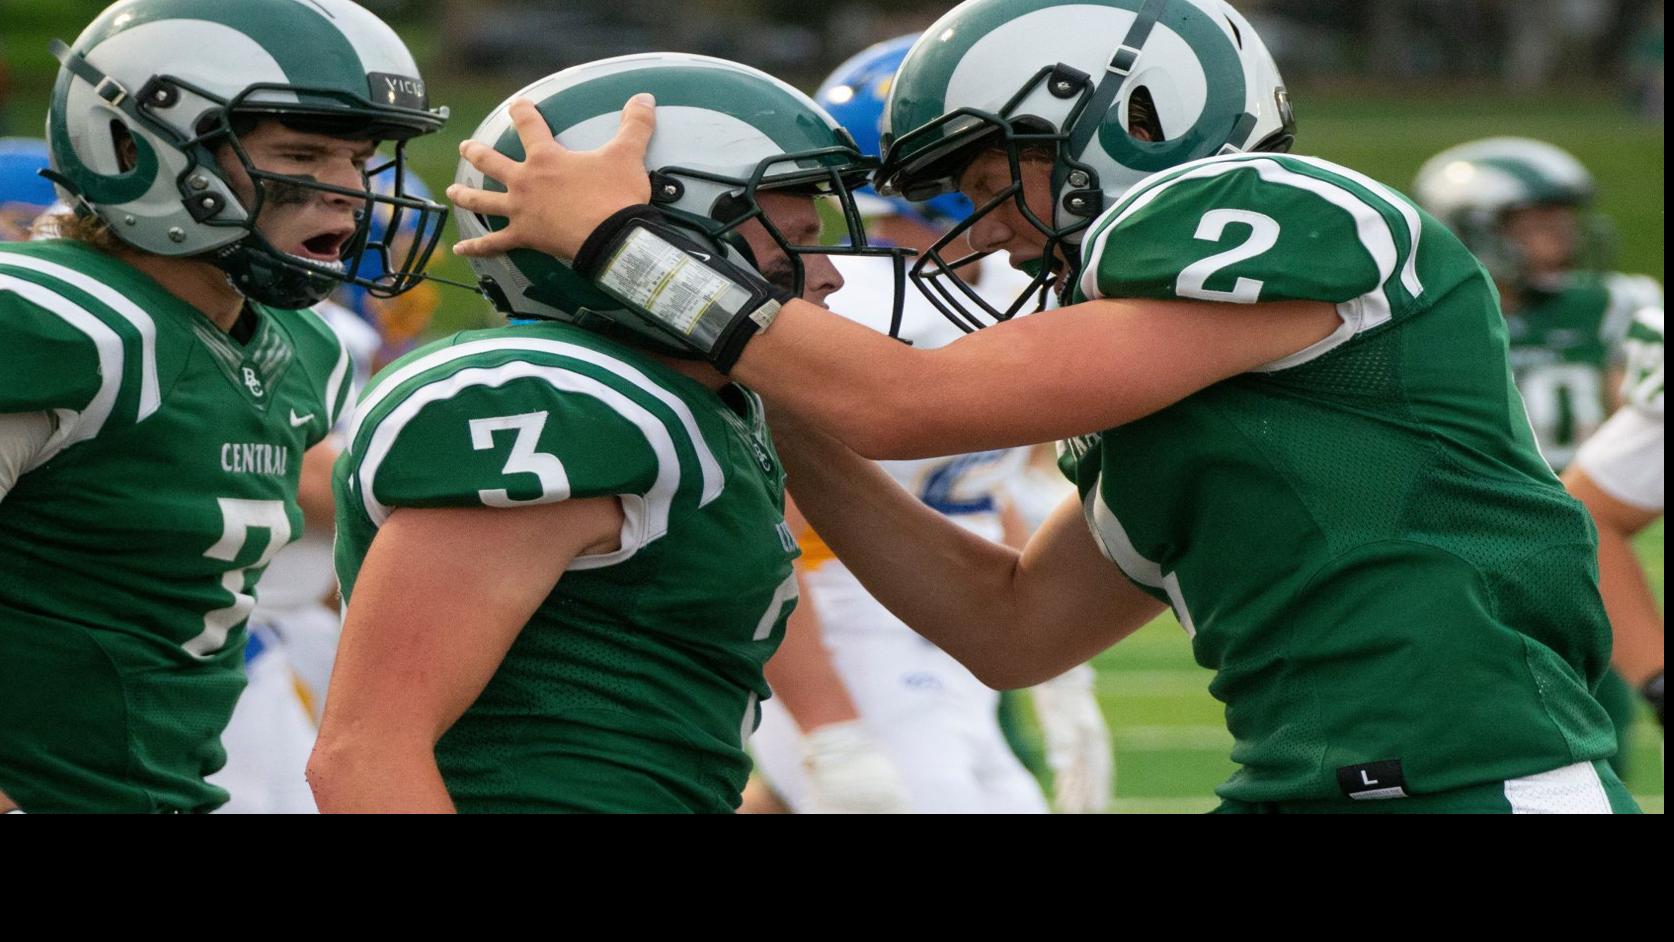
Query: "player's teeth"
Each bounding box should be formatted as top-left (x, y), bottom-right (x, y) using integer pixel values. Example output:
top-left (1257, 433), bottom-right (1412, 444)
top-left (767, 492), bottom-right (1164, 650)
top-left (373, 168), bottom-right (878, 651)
top-left (286, 252), bottom-right (345, 273)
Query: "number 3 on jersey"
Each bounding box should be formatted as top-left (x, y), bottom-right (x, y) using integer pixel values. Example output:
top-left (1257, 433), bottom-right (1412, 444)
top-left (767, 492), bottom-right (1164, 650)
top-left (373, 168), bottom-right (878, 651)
top-left (469, 411), bottom-right (570, 506)
top-left (1176, 209), bottom-right (1281, 303)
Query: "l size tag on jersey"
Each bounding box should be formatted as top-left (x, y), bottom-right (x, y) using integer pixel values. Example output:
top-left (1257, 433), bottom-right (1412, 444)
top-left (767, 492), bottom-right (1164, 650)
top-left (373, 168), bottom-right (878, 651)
top-left (1337, 759), bottom-right (1409, 800)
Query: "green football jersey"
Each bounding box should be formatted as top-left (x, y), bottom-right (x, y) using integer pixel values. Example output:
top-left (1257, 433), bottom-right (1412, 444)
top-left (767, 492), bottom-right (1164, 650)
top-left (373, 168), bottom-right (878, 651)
top-left (0, 239), bottom-right (350, 813)
top-left (334, 320), bottom-right (798, 813)
top-left (1065, 153), bottom-right (1616, 805)
top-left (1505, 272), bottom-right (1661, 470)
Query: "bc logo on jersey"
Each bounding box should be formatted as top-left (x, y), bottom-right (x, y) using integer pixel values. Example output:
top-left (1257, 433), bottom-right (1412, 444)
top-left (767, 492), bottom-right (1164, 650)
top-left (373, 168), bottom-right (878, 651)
top-left (242, 366), bottom-right (265, 398)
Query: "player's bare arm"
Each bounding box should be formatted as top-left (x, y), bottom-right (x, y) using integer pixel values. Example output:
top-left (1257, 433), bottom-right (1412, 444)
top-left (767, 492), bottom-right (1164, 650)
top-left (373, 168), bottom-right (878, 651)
top-left (746, 293), bottom-right (1340, 457)
top-left (765, 498), bottom-right (864, 732)
top-left (771, 412), bottom-right (1165, 688)
top-left (296, 441), bottom-right (339, 531)
top-left (451, 97), bottom-right (1340, 458)
top-left (307, 497), bottom-right (623, 813)
top-left (1563, 466), bottom-right (1664, 689)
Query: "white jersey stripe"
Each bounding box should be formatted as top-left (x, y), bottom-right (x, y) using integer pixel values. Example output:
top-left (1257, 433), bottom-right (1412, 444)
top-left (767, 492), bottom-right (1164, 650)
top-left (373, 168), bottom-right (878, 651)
top-left (1083, 476), bottom-right (1198, 638)
top-left (1285, 155), bottom-right (1425, 299)
top-left (0, 273), bottom-right (125, 467)
top-left (350, 337), bottom-right (725, 506)
top-left (1503, 761), bottom-right (1613, 813)
top-left (323, 342), bottom-right (351, 430)
top-left (0, 253), bottom-right (161, 421)
top-left (357, 362), bottom-right (685, 565)
top-left (1082, 156), bottom-right (1400, 332)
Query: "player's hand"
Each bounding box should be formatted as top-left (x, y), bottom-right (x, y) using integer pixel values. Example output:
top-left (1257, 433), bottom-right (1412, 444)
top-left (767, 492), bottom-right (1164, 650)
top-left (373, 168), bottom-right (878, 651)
top-left (1032, 663), bottom-right (1113, 813)
top-left (448, 94), bottom-right (656, 260)
top-left (802, 720), bottom-right (910, 814)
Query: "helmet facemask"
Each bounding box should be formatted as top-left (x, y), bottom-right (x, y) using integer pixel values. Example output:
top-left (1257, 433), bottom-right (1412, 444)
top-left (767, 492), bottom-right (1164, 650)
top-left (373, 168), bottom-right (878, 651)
top-left (880, 64), bottom-right (1127, 332)
top-left (875, 0), bottom-right (1297, 333)
top-left (654, 144), bottom-right (912, 338)
top-left (169, 82), bottom-right (447, 308)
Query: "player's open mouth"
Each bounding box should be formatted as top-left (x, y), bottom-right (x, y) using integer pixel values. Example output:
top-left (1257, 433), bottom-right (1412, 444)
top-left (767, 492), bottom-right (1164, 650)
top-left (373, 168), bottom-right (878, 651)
top-left (291, 227), bottom-right (355, 265)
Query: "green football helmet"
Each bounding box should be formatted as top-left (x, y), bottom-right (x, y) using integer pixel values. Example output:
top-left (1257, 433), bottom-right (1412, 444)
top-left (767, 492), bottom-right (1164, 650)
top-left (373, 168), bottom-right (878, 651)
top-left (1413, 137), bottom-right (1609, 287)
top-left (455, 53), bottom-right (910, 352)
top-left (45, 0), bottom-right (448, 308)
top-left (875, 0), bottom-right (1295, 330)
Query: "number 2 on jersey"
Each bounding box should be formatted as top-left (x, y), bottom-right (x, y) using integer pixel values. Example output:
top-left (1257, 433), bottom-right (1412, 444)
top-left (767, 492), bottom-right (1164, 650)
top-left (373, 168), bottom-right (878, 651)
top-left (1176, 209), bottom-right (1280, 303)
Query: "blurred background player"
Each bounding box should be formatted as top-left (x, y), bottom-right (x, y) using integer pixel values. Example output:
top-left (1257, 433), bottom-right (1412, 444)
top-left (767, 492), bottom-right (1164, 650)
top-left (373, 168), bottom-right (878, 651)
top-left (209, 173), bottom-right (440, 813)
top-left (1415, 136), bottom-right (1663, 773)
top-left (1565, 306), bottom-right (1665, 729)
top-left (748, 36), bottom-right (1110, 814)
top-left (1414, 138), bottom-right (1661, 468)
top-left (0, 138), bottom-right (53, 242)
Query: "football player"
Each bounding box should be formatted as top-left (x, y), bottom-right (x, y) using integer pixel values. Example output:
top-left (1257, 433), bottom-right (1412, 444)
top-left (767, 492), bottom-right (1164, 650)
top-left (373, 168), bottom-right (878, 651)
top-left (750, 35), bottom-right (1105, 814)
top-left (1414, 137), bottom-right (1661, 470)
top-left (0, 0), bottom-right (446, 813)
top-left (0, 138), bottom-right (55, 242)
top-left (1415, 137), bottom-right (1662, 771)
top-left (308, 54), bottom-right (904, 813)
top-left (453, 0), bottom-right (1642, 813)
top-left (1565, 306), bottom-right (1665, 729)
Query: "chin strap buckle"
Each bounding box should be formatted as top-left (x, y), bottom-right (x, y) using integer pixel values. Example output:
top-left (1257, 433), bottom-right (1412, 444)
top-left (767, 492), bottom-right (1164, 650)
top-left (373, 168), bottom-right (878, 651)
top-left (1107, 43), bottom-right (1144, 76)
top-left (93, 76), bottom-right (129, 106)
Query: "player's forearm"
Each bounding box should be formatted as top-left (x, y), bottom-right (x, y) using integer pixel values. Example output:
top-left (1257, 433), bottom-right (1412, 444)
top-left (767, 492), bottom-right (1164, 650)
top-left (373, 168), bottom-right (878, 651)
top-left (737, 300), bottom-right (951, 458)
top-left (741, 300), bottom-right (1088, 460)
top-left (763, 570), bottom-right (862, 731)
top-left (1595, 519), bottom-right (1665, 686)
top-left (307, 733), bottom-right (456, 813)
top-left (772, 416), bottom-right (1052, 686)
top-left (295, 441), bottom-right (338, 530)
top-left (740, 297), bottom-right (1340, 461)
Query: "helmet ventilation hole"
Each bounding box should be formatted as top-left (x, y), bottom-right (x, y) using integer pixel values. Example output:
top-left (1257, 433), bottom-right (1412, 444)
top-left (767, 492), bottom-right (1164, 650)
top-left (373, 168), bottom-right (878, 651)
top-left (109, 120), bottom-right (138, 172)
top-left (1224, 16), bottom-right (1243, 49)
top-left (1127, 86), bottom-right (1165, 144)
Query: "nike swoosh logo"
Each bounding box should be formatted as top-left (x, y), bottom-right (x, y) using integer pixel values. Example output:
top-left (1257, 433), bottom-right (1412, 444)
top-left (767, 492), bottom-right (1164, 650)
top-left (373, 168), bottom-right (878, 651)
top-left (691, 252), bottom-right (711, 262)
top-left (289, 410), bottom-right (315, 427)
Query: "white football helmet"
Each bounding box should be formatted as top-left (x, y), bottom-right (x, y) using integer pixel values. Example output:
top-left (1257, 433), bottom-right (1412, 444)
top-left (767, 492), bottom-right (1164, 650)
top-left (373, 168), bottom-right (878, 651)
top-left (1413, 137), bottom-right (1607, 286)
top-left (875, 0), bottom-right (1294, 330)
top-left (46, 0), bottom-right (448, 308)
top-left (456, 53), bottom-right (910, 352)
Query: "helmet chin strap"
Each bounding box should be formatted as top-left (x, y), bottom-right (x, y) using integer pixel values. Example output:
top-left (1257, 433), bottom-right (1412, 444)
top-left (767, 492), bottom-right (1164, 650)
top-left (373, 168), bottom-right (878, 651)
top-left (1062, 1), bottom-right (1264, 170)
top-left (1063, 0), bottom-right (1169, 164)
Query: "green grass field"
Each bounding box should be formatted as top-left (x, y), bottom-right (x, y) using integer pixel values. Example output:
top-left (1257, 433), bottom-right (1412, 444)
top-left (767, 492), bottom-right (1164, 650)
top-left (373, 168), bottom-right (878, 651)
top-left (2, 15), bottom-right (1663, 812)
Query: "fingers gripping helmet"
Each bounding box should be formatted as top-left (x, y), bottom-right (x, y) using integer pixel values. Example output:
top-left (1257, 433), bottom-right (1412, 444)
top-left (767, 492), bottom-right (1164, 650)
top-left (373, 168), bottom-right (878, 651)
top-left (815, 35), bottom-right (974, 228)
top-left (1413, 137), bottom-right (1607, 286)
top-left (457, 53), bottom-right (908, 353)
top-left (877, 0), bottom-right (1295, 330)
top-left (46, 0), bottom-right (449, 308)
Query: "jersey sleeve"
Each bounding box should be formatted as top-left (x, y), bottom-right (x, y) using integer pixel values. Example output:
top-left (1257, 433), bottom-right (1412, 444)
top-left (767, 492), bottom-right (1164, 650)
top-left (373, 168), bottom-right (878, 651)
top-left (1601, 273), bottom-right (1663, 358)
top-left (0, 285), bottom-right (107, 413)
top-left (1620, 306), bottom-right (1665, 418)
top-left (350, 371), bottom-right (665, 520)
top-left (1079, 155), bottom-right (1419, 313)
